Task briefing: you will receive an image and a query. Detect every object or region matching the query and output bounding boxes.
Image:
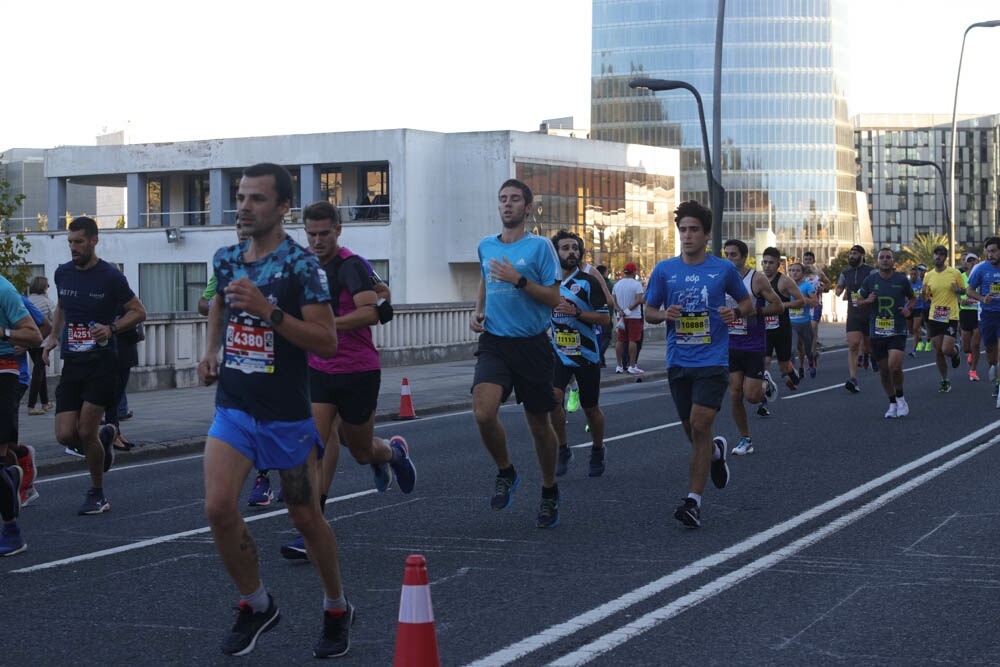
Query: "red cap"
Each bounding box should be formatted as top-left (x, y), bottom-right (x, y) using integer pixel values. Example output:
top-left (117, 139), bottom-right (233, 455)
top-left (624, 262), bottom-right (638, 273)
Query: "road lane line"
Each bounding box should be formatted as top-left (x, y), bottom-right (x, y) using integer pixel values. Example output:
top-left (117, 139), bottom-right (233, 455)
top-left (11, 489), bottom-right (377, 574)
top-left (464, 421), bottom-right (1000, 667)
top-left (783, 361), bottom-right (937, 399)
top-left (550, 435), bottom-right (1000, 665)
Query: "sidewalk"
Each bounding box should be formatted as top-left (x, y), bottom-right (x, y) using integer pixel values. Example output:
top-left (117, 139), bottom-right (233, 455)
top-left (24, 322), bottom-right (848, 475)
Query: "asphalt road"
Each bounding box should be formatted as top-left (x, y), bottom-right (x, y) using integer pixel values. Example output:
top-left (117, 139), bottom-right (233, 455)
top-left (5, 348), bottom-right (1000, 666)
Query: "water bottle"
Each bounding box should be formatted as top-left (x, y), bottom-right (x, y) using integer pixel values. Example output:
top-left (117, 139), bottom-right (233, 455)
top-left (89, 321), bottom-right (108, 347)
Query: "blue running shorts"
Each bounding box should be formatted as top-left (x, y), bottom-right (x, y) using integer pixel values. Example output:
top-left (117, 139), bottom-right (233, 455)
top-left (208, 406), bottom-right (323, 470)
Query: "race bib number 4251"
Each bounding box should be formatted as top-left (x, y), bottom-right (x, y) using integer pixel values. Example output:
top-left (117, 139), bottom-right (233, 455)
top-left (225, 322), bottom-right (275, 374)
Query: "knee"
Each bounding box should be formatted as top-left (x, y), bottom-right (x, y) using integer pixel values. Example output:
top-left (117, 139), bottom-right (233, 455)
top-left (204, 495), bottom-right (240, 529)
top-left (473, 405), bottom-right (498, 428)
top-left (583, 406), bottom-right (603, 422)
top-left (286, 503), bottom-right (325, 535)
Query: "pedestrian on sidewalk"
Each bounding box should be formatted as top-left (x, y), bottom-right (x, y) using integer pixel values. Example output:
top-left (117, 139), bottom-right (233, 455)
top-left (26, 276), bottom-right (54, 415)
top-left (612, 262), bottom-right (645, 375)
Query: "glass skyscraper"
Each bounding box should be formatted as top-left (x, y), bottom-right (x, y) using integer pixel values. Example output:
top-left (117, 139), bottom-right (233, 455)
top-left (592, 0), bottom-right (857, 262)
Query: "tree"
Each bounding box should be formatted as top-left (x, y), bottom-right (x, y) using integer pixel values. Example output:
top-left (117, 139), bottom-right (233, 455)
top-left (898, 233), bottom-right (949, 270)
top-left (823, 247), bottom-right (851, 284)
top-left (0, 178), bottom-right (33, 293)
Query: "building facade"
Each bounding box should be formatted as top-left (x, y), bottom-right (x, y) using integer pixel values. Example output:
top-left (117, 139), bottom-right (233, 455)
top-left (26, 129), bottom-right (677, 310)
top-left (854, 113), bottom-right (1000, 253)
top-left (1, 148), bottom-right (97, 231)
top-left (591, 0), bottom-right (857, 263)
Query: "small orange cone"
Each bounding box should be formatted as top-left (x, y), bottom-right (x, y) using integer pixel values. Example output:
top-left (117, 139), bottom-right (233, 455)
top-left (393, 554), bottom-right (440, 667)
top-left (396, 377), bottom-right (417, 420)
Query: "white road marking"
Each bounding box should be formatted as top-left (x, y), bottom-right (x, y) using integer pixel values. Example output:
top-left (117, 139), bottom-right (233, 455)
top-left (464, 421), bottom-right (1000, 667)
top-left (782, 361), bottom-right (937, 399)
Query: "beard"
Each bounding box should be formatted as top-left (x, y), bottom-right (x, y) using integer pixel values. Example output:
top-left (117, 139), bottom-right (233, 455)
top-left (848, 256), bottom-right (860, 267)
top-left (560, 256), bottom-right (579, 271)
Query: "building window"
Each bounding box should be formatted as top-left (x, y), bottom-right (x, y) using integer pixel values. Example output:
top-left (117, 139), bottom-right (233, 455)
top-left (369, 260), bottom-right (389, 283)
top-left (188, 174), bottom-right (209, 226)
top-left (147, 178), bottom-right (164, 228)
top-left (139, 263), bottom-right (207, 313)
top-left (321, 170), bottom-right (342, 206)
top-left (358, 165), bottom-right (389, 220)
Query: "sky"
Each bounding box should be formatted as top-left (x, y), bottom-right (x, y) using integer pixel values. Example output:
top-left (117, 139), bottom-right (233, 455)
top-left (2, 0), bottom-right (998, 150)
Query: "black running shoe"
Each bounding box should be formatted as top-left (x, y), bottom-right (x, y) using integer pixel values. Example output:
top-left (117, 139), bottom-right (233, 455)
top-left (709, 437), bottom-right (729, 489)
top-left (221, 594), bottom-right (280, 656)
top-left (313, 602), bottom-right (355, 659)
top-left (98, 424), bottom-right (116, 473)
top-left (536, 491), bottom-right (560, 528)
top-left (490, 472), bottom-right (519, 510)
top-left (757, 403), bottom-right (771, 417)
top-left (555, 445), bottom-right (574, 477)
top-left (951, 349), bottom-right (962, 369)
top-left (588, 447), bottom-right (606, 477)
top-left (674, 498), bottom-right (700, 528)
top-left (845, 378), bottom-right (860, 394)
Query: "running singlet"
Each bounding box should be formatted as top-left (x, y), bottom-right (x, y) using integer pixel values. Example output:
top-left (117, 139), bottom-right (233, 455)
top-left (860, 271), bottom-right (914, 338)
top-left (923, 267), bottom-right (964, 323)
top-left (788, 281), bottom-right (814, 324)
top-left (550, 268), bottom-right (609, 367)
top-left (477, 232), bottom-right (560, 338)
top-left (727, 269), bottom-right (765, 352)
top-left (645, 254), bottom-right (748, 368)
top-left (967, 261), bottom-right (1000, 313)
top-left (213, 235), bottom-right (330, 422)
top-left (309, 247), bottom-right (380, 375)
top-left (54, 259), bottom-right (134, 359)
top-left (765, 272), bottom-right (791, 331)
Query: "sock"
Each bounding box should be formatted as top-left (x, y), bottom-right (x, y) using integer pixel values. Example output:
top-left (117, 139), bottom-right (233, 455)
top-left (499, 465), bottom-right (517, 481)
top-left (687, 492), bottom-right (702, 507)
top-left (896, 390), bottom-right (904, 398)
top-left (89, 486), bottom-right (104, 495)
top-left (0, 465), bottom-right (17, 522)
top-left (323, 594), bottom-right (347, 615)
top-left (541, 483), bottom-right (559, 500)
top-left (2, 520), bottom-right (19, 536)
top-left (889, 397), bottom-right (897, 404)
top-left (241, 583), bottom-right (269, 614)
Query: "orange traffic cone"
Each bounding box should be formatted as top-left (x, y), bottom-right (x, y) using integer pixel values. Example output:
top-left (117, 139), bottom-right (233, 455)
top-left (393, 554), bottom-right (440, 667)
top-left (396, 377), bottom-right (417, 420)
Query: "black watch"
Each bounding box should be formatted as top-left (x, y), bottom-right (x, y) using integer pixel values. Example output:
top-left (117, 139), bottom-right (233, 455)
top-left (269, 307), bottom-right (285, 326)
top-left (514, 276), bottom-right (528, 289)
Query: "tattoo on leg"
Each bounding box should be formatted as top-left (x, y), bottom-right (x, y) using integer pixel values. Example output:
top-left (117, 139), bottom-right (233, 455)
top-left (279, 464), bottom-right (313, 506)
top-left (239, 527), bottom-right (257, 558)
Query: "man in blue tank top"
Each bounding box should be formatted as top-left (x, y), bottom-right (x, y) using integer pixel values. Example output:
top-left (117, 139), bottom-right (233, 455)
top-left (644, 201), bottom-right (754, 528)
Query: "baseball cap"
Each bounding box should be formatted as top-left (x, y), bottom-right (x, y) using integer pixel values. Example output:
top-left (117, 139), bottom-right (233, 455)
top-left (916, 264), bottom-right (927, 271)
top-left (850, 245), bottom-right (866, 255)
top-left (624, 262), bottom-right (638, 273)
top-left (966, 253), bottom-right (979, 261)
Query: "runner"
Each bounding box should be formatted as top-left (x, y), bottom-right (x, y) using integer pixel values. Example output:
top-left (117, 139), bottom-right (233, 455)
top-left (198, 163), bottom-right (353, 657)
top-left (858, 248), bottom-right (915, 418)
top-left (922, 244), bottom-right (965, 393)
top-left (644, 201), bottom-right (753, 528)
top-left (787, 262), bottom-right (819, 379)
top-left (723, 239), bottom-right (783, 456)
top-left (964, 237), bottom-right (1000, 405)
top-left (280, 200), bottom-right (416, 560)
top-left (759, 247), bottom-right (806, 395)
top-left (907, 265), bottom-right (926, 357)
top-left (470, 178), bottom-right (562, 528)
top-left (549, 230), bottom-right (611, 477)
top-left (959, 253), bottom-right (982, 381)
top-left (835, 245), bottom-right (876, 393)
top-left (802, 251), bottom-right (830, 363)
top-left (42, 216), bottom-right (147, 515)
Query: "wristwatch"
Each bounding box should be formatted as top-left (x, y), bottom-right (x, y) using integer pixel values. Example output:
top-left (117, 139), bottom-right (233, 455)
top-left (268, 307), bottom-right (285, 326)
top-left (514, 276), bottom-right (528, 289)
top-left (1, 328), bottom-right (9, 340)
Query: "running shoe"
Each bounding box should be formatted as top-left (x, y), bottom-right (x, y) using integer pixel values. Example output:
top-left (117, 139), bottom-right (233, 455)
top-left (798, 366), bottom-right (805, 381)
top-left (970, 370), bottom-right (980, 382)
top-left (709, 436), bottom-right (729, 489)
top-left (98, 424), bottom-right (116, 473)
top-left (627, 366), bottom-right (645, 375)
top-left (64, 442), bottom-right (86, 458)
top-left (388, 436), bottom-right (416, 494)
top-left (908, 350), bottom-right (917, 358)
top-left (763, 371), bottom-right (777, 399)
top-left (588, 447), bottom-right (606, 477)
top-left (896, 396), bottom-right (909, 417)
top-left (939, 379), bottom-right (952, 393)
top-left (555, 445), bottom-right (574, 476)
top-left (845, 377), bottom-right (860, 394)
top-left (27, 407), bottom-right (44, 416)
top-left (990, 365), bottom-right (998, 382)
top-left (784, 374), bottom-right (799, 391)
top-left (757, 402), bottom-right (771, 417)
top-left (247, 474), bottom-right (274, 506)
top-left (731, 436), bottom-right (754, 456)
top-left (77, 488), bottom-right (110, 515)
top-left (808, 362), bottom-right (817, 379)
top-left (615, 365), bottom-right (624, 374)
top-left (16, 445), bottom-right (37, 507)
top-left (42, 402), bottom-right (54, 411)
top-left (372, 462), bottom-right (393, 492)
top-left (0, 523), bottom-right (26, 557)
top-left (535, 491), bottom-right (561, 528)
top-left (490, 471), bottom-right (520, 510)
top-left (674, 498), bottom-right (700, 528)
top-left (884, 402), bottom-right (898, 419)
top-left (566, 388), bottom-right (580, 413)
top-left (313, 602), bottom-right (355, 659)
top-left (221, 594), bottom-right (281, 656)
top-left (951, 349), bottom-right (962, 369)
top-left (280, 534), bottom-right (308, 560)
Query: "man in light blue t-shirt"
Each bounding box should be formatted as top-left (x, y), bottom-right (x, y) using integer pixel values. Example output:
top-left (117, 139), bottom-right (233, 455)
top-left (644, 200), bottom-right (753, 529)
top-left (470, 178), bottom-right (562, 528)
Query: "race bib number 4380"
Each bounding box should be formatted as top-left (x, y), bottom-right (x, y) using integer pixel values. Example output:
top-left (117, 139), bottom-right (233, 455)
top-left (225, 322), bottom-right (275, 374)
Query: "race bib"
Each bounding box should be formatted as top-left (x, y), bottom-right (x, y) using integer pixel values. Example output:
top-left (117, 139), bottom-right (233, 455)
top-left (932, 305), bottom-right (951, 322)
top-left (789, 307), bottom-right (805, 319)
top-left (764, 314), bottom-right (780, 330)
top-left (728, 317), bottom-right (747, 336)
top-left (67, 323), bottom-right (98, 353)
top-left (874, 316), bottom-right (894, 337)
top-left (676, 310), bottom-right (710, 345)
top-left (990, 282), bottom-right (1000, 294)
top-left (554, 329), bottom-right (581, 355)
top-left (225, 321), bottom-right (275, 374)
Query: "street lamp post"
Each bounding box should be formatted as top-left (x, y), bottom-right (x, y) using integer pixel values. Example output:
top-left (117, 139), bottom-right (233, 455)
top-left (629, 78), bottom-right (726, 255)
top-left (948, 19), bottom-right (1000, 267)
top-left (897, 158), bottom-right (951, 242)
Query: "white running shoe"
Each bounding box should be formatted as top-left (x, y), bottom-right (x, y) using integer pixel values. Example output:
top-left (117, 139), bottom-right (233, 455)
top-left (627, 366), bottom-right (645, 375)
top-left (895, 396), bottom-right (909, 417)
top-left (884, 402), bottom-right (898, 419)
top-left (615, 365), bottom-right (624, 374)
top-left (990, 364), bottom-right (997, 383)
top-left (763, 371), bottom-right (778, 399)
